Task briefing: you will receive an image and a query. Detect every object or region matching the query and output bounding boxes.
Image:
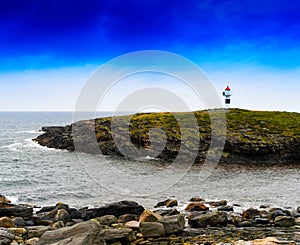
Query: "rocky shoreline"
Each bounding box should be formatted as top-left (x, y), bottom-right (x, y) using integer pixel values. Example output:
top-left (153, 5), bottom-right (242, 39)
top-left (1, 195), bottom-right (300, 244)
top-left (33, 109), bottom-right (300, 164)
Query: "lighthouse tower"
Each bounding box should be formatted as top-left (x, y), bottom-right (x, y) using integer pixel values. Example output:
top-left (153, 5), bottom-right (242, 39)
top-left (222, 85), bottom-right (232, 110)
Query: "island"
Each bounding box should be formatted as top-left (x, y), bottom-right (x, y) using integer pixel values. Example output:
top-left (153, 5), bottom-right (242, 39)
top-left (34, 108), bottom-right (300, 164)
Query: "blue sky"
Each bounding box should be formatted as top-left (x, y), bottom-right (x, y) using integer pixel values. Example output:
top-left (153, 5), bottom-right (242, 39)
top-left (1, 0), bottom-right (300, 112)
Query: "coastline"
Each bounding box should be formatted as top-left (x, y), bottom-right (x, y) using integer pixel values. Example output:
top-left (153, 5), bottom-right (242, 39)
top-left (0, 195), bottom-right (299, 244)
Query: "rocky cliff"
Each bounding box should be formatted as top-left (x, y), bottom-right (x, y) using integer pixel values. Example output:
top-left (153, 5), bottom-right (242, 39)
top-left (33, 109), bottom-right (300, 163)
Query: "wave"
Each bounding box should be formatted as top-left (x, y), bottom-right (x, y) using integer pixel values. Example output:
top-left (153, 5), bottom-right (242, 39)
top-left (16, 130), bottom-right (41, 134)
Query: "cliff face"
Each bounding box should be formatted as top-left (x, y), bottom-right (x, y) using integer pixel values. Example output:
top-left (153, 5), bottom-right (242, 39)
top-left (33, 109), bottom-right (300, 163)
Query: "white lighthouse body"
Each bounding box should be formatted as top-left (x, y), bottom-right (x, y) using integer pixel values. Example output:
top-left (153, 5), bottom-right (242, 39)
top-left (222, 85), bottom-right (232, 109)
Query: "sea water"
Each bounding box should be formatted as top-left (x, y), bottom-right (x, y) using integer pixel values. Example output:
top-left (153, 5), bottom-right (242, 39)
top-left (0, 112), bottom-right (299, 209)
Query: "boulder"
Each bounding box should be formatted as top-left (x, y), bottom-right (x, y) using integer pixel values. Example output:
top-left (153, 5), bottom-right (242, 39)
top-left (0, 196), bottom-right (11, 204)
top-left (8, 227), bottom-right (27, 237)
top-left (27, 226), bottom-right (53, 239)
top-left (97, 228), bottom-right (135, 243)
top-left (242, 208), bottom-right (260, 219)
top-left (297, 207), bottom-right (300, 213)
top-left (274, 216), bottom-right (295, 227)
top-left (268, 210), bottom-right (290, 220)
top-left (158, 214), bottom-right (185, 235)
top-left (218, 205), bottom-right (234, 212)
top-left (139, 210), bottom-right (162, 222)
top-left (206, 200), bottom-right (227, 207)
top-left (117, 214), bottom-right (138, 223)
top-left (12, 217), bottom-right (25, 228)
top-left (0, 228), bottom-right (15, 245)
top-left (154, 199), bottom-right (178, 208)
top-left (0, 205), bottom-right (33, 218)
top-left (139, 222), bottom-right (165, 238)
top-left (93, 215), bottom-right (117, 226)
top-left (295, 217), bottom-right (300, 226)
top-left (26, 237), bottom-right (40, 245)
top-left (189, 197), bottom-right (205, 202)
top-left (188, 211), bottom-right (228, 228)
top-left (36, 220), bottom-right (102, 245)
top-left (0, 217), bottom-right (15, 228)
top-left (125, 220), bottom-right (140, 229)
top-left (185, 202), bottom-right (209, 212)
top-left (55, 209), bottom-right (70, 224)
top-left (154, 208), bottom-right (180, 217)
top-left (79, 201), bottom-right (144, 220)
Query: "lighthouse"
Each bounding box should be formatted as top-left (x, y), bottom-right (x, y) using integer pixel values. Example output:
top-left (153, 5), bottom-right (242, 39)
top-left (222, 85), bottom-right (232, 109)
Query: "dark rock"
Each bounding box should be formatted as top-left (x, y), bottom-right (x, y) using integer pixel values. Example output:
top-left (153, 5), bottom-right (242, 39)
top-left (139, 222), bottom-right (165, 238)
top-left (117, 214), bottom-right (139, 223)
top-left (297, 207), bottom-right (300, 213)
top-left (158, 214), bottom-right (185, 235)
top-left (12, 217), bottom-right (25, 228)
top-left (242, 208), bottom-right (261, 219)
top-left (217, 205), bottom-right (234, 212)
top-left (188, 211), bottom-right (228, 228)
top-left (185, 202), bottom-right (209, 212)
top-left (0, 228), bottom-right (15, 245)
top-left (189, 197), bottom-right (205, 202)
top-left (269, 210), bottom-right (290, 220)
top-left (274, 216), bottom-right (295, 227)
top-left (69, 208), bottom-right (80, 219)
top-left (154, 208), bottom-right (180, 217)
top-left (206, 200), bottom-right (227, 207)
top-left (154, 199), bottom-right (178, 208)
top-left (94, 215), bottom-right (117, 226)
top-left (79, 201), bottom-right (144, 220)
top-left (238, 220), bottom-right (253, 227)
top-left (254, 218), bottom-right (270, 226)
top-left (259, 204), bottom-right (270, 209)
top-left (0, 205), bottom-right (33, 218)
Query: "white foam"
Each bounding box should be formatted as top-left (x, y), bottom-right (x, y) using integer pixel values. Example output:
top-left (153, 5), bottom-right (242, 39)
top-left (16, 130), bottom-right (41, 134)
top-left (5, 196), bottom-right (18, 204)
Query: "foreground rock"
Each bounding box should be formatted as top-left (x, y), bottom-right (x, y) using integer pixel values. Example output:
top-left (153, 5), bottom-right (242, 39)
top-left (0, 195), bottom-right (300, 244)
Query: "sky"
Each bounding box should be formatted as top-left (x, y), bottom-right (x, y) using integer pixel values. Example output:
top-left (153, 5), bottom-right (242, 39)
top-left (0, 0), bottom-right (300, 112)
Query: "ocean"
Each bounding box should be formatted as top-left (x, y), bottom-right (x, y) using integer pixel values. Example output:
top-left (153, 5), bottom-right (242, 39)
top-left (0, 112), bottom-right (299, 209)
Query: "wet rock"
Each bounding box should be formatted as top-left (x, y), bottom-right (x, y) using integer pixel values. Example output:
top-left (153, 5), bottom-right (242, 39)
top-left (0, 205), bottom-right (33, 218)
top-left (185, 202), bottom-right (209, 212)
top-left (51, 221), bottom-right (65, 229)
top-left (12, 217), bottom-right (25, 228)
top-left (154, 208), bottom-right (180, 217)
top-left (0, 217), bottom-right (15, 228)
top-left (274, 216), bottom-right (295, 227)
top-left (0, 228), bottom-right (15, 245)
top-left (79, 200), bottom-right (144, 220)
top-left (139, 222), bottom-right (165, 238)
top-left (98, 228), bottom-right (135, 243)
top-left (36, 220), bottom-right (102, 245)
top-left (189, 197), bottom-right (205, 202)
top-left (259, 204), bottom-right (270, 209)
top-left (218, 205), bottom-right (234, 212)
top-left (188, 211), bottom-right (228, 228)
top-left (297, 207), bottom-right (300, 213)
top-left (230, 213), bottom-right (243, 226)
top-left (154, 199), bottom-right (178, 208)
top-left (238, 220), bottom-right (253, 227)
top-left (295, 217), bottom-right (300, 226)
top-left (206, 200), bottom-right (227, 207)
top-left (117, 214), bottom-right (138, 223)
top-left (268, 210), bottom-right (290, 220)
top-left (94, 215), bottom-right (117, 226)
top-left (158, 214), bottom-right (185, 235)
top-left (242, 208), bottom-right (261, 219)
top-left (139, 210), bottom-right (162, 223)
top-left (254, 217), bottom-right (270, 226)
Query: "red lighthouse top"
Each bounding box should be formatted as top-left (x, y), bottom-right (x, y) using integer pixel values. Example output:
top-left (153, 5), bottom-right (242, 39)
top-left (225, 85), bottom-right (231, 91)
